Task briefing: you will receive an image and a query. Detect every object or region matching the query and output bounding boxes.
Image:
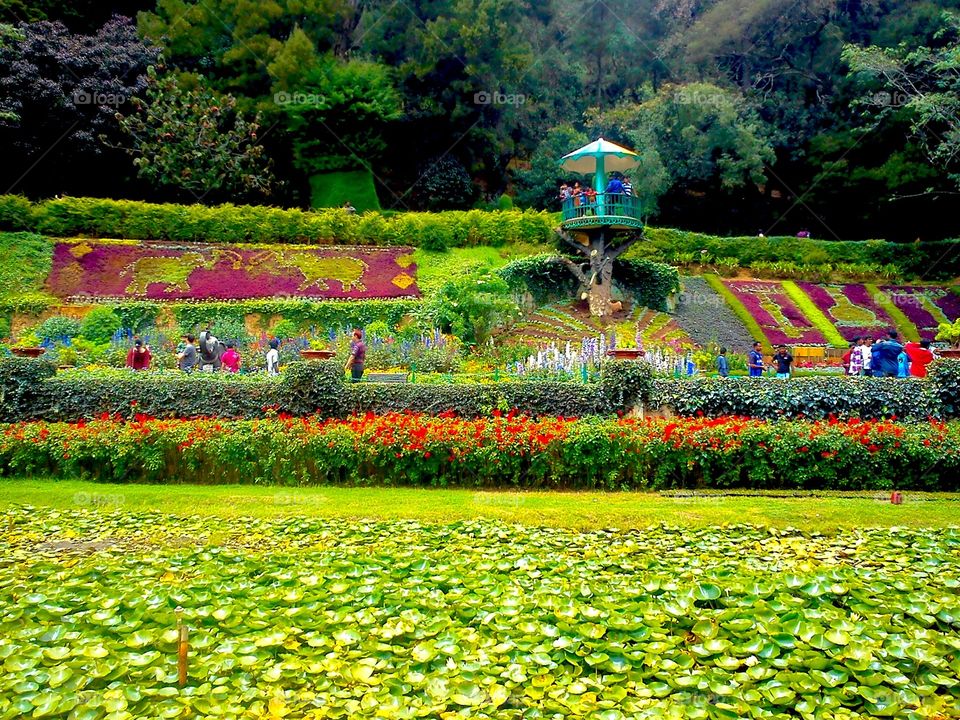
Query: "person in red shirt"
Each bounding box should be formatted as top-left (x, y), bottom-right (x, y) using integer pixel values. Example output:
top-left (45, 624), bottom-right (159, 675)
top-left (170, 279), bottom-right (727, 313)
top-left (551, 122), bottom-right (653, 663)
top-left (904, 339), bottom-right (934, 378)
top-left (125, 339), bottom-right (151, 370)
top-left (220, 343), bottom-right (241, 373)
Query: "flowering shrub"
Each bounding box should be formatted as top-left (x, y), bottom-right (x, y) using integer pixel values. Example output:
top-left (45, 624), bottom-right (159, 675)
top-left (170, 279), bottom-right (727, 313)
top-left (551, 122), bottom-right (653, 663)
top-left (46, 240), bottom-right (419, 300)
top-left (1, 413), bottom-right (957, 489)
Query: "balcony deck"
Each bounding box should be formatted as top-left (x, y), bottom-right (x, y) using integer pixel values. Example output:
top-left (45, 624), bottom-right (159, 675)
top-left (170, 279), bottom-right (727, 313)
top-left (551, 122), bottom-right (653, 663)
top-left (560, 192), bottom-right (643, 231)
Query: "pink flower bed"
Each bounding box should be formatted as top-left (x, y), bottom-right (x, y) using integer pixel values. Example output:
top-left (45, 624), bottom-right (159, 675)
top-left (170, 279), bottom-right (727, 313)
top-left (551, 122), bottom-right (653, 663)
top-left (796, 282), bottom-right (894, 342)
top-left (878, 286), bottom-right (960, 341)
top-left (725, 280), bottom-right (826, 345)
top-left (46, 242), bottom-right (420, 300)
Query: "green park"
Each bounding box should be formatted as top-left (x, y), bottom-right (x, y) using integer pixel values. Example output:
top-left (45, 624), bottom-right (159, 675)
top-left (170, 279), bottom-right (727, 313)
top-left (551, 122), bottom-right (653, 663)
top-left (0, 1), bottom-right (959, 719)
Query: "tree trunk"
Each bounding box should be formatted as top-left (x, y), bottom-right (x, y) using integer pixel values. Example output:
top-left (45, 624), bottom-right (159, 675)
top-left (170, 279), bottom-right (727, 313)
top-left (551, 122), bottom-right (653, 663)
top-left (587, 260), bottom-right (614, 317)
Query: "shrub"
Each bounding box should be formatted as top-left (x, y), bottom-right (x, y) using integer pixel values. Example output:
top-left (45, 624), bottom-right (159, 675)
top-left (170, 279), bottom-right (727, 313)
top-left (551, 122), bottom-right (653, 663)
top-left (1, 414), bottom-right (957, 489)
top-left (929, 359), bottom-right (960, 417)
top-left (0, 359), bottom-right (56, 422)
top-left (80, 307), bottom-right (122, 344)
top-left (499, 255), bottom-right (679, 310)
top-left (419, 271), bottom-right (521, 346)
top-left (1, 195), bottom-right (556, 247)
top-left (35, 315), bottom-right (82, 340)
top-left (651, 376), bottom-right (940, 420)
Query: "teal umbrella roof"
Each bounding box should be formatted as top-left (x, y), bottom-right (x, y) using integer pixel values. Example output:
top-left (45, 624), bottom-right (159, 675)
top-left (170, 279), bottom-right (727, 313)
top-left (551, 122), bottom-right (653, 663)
top-left (559, 137), bottom-right (640, 174)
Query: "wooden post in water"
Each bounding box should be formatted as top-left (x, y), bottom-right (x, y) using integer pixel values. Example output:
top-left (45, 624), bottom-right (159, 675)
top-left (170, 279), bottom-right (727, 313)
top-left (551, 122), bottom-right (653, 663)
top-left (176, 606), bottom-right (189, 687)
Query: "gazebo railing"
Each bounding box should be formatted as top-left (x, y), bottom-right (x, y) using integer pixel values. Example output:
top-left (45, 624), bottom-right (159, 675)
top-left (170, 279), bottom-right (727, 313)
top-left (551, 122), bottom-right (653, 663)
top-left (560, 192), bottom-right (642, 225)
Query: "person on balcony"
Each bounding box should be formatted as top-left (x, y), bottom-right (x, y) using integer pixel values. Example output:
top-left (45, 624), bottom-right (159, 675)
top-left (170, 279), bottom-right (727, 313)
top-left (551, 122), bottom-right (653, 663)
top-left (584, 186), bottom-right (597, 215)
top-left (622, 176), bottom-right (634, 196)
top-left (605, 175), bottom-right (624, 214)
top-left (572, 182), bottom-right (584, 216)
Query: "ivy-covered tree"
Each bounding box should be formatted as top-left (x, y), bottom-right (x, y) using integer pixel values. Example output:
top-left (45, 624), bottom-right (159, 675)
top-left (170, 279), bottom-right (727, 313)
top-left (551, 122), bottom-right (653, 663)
top-left (115, 68), bottom-right (275, 201)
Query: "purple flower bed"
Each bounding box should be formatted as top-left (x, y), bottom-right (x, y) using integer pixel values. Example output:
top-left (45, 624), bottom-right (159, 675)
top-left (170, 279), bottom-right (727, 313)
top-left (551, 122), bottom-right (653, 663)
top-left (725, 280), bottom-right (826, 345)
top-left (879, 285), bottom-right (960, 341)
top-left (796, 282), bottom-right (894, 342)
top-left (46, 242), bottom-right (420, 300)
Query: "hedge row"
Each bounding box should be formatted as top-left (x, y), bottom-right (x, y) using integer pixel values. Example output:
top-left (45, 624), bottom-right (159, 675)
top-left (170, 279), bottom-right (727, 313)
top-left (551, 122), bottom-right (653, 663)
top-left (4, 195), bottom-right (958, 279)
top-left (637, 228), bottom-right (960, 280)
top-left (651, 360), bottom-right (960, 421)
top-left (2, 413), bottom-right (957, 489)
top-left (0, 360), bottom-right (652, 422)
top-left (0, 195), bottom-right (556, 248)
top-left (2, 359), bottom-right (958, 423)
top-left (0, 298), bottom-right (424, 334)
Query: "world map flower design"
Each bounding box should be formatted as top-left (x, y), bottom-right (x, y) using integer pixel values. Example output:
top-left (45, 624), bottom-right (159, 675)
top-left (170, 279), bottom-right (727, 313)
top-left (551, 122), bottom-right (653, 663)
top-left (46, 241), bottom-right (420, 300)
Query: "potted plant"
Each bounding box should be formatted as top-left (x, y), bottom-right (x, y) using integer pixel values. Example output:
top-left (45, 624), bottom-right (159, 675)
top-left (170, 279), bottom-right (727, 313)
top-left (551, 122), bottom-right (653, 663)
top-left (10, 332), bottom-right (45, 358)
top-left (936, 320), bottom-right (960, 358)
top-left (606, 327), bottom-right (645, 360)
top-left (300, 338), bottom-right (336, 361)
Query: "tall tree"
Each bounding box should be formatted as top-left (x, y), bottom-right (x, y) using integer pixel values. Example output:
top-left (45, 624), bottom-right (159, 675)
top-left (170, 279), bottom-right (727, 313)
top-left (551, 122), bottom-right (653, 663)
top-left (0, 16), bottom-right (158, 195)
top-left (115, 68), bottom-right (275, 201)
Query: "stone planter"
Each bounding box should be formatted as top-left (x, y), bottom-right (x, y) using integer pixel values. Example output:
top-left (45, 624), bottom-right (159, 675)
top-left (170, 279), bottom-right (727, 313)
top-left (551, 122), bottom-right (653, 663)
top-left (938, 348), bottom-right (960, 359)
top-left (11, 347), bottom-right (45, 358)
top-left (606, 349), bottom-right (645, 360)
top-left (300, 349), bottom-right (336, 360)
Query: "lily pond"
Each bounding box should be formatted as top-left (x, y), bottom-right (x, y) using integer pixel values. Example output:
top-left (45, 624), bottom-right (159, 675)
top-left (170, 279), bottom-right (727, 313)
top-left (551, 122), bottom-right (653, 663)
top-left (1, 507), bottom-right (958, 720)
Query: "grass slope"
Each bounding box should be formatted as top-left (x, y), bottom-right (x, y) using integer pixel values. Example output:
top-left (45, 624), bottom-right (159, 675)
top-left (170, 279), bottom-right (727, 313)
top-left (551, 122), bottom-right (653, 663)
top-left (1, 480), bottom-right (957, 531)
top-left (309, 169), bottom-right (381, 211)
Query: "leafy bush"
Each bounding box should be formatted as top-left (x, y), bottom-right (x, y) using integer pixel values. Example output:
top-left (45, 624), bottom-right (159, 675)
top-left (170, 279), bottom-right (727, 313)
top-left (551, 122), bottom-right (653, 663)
top-left (1, 413), bottom-right (957, 489)
top-left (419, 271), bottom-right (521, 346)
top-left (0, 359), bottom-right (55, 421)
top-left (929, 359), bottom-right (960, 417)
top-left (79, 307), bottom-right (122, 344)
top-left (499, 255), bottom-right (679, 310)
top-left (651, 376), bottom-right (941, 420)
top-left (35, 315), bottom-right (82, 340)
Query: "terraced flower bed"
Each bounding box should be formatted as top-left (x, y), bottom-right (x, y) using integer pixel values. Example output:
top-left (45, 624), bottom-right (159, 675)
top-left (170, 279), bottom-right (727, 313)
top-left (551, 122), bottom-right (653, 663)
top-left (723, 281), bottom-right (827, 346)
top-left (2, 508), bottom-right (959, 720)
top-left (878, 286), bottom-right (960, 341)
top-left (794, 283), bottom-right (895, 342)
top-left (511, 303), bottom-right (691, 347)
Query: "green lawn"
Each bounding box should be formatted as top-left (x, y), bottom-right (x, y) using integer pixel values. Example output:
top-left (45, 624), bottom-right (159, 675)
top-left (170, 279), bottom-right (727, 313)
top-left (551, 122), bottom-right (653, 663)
top-left (1, 479), bottom-right (957, 531)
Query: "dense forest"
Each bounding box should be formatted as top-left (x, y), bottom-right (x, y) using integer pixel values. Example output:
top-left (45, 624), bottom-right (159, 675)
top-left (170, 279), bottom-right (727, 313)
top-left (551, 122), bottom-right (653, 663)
top-left (1, 0), bottom-right (959, 240)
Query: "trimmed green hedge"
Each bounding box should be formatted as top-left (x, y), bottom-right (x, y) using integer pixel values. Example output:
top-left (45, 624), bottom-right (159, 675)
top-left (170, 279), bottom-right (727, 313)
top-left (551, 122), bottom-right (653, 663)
top-left (636, 228), bottom-right (960, 280)
top-left (651, 375), bottom-right (944, 421)
top-left (0, 195), bottom-right (555, 248)
top-left (0, 359), bottom-right (652, 422)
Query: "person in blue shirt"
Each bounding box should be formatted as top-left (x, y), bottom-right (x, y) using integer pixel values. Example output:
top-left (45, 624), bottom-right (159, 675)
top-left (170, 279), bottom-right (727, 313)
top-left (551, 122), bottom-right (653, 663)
top-left (897, 348), bottom-right (910, 377)
top-left (605, 175), bottom-right (625, 214)
top-left (872, 330), bottom-right (904, 377)
top-left (748, 341), bottom-right (765, 377)
top-left (716, 347), bottom-right (729, 377)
